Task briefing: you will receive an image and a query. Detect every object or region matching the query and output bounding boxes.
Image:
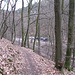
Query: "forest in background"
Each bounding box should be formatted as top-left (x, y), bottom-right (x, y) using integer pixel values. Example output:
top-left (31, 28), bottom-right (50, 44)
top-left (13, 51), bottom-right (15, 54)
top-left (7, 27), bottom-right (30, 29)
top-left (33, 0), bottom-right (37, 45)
top-left (0, 0), bottom-right (75, 72)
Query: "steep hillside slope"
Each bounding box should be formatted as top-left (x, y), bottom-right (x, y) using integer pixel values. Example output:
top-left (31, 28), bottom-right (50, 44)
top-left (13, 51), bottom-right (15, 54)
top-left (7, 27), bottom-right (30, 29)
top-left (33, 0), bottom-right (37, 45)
top-left (0, 38), bottom-right (75, 75)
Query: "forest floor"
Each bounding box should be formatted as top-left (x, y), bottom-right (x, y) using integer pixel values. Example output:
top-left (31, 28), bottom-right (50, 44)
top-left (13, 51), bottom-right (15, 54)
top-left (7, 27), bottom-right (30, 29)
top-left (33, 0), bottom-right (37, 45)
top-left (0, 38), bottom-right (75, 75)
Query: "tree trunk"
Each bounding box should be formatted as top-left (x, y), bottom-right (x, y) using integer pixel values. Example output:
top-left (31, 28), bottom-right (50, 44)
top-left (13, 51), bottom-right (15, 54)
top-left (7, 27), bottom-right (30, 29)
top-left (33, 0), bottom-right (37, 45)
top-left (54, 0), bottom-right (62, 69)
top-left (24, 0), bottom-right (33, 47)
top-left (21, 0), bottom-right (24, 46)
top-left (11, 0), bottom-right (17, 44)
top-left (33, 0), bottom-right (41, 54)
top-left (65, 0), bottom-right (74, 71)
top-left (62, 0), bottom-right (64, 14)
top-left (37, 0), bottom-right (41, 54)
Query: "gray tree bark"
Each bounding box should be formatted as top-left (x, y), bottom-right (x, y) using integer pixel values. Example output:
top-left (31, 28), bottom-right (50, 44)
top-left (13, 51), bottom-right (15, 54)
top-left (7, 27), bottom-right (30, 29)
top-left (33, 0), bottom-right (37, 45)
top-left (21, 0), bottom-right (24, 46)
top-left (65, 0), bottom-right (74, 71)
top-left (54, 0), bottom-right (62, 69)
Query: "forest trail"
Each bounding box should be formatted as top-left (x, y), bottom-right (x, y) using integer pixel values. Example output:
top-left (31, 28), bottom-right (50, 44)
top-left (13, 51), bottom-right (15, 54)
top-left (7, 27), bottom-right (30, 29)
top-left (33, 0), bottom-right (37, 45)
top-left (19, 47), bottom-right (75, 75)
top-left (21, 48), bottom-right (40, 75)
top-left (19, 47), bottom-right (55, 75)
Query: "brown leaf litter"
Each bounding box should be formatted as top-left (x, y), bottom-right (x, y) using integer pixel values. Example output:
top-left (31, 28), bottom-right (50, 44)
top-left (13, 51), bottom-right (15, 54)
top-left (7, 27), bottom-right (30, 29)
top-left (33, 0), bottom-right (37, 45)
top-left (0, 38), bottom-right (75, 75)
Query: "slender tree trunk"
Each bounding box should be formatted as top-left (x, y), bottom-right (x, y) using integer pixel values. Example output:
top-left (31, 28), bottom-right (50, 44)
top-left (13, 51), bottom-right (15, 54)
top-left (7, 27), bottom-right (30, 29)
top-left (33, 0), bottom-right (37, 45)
top-left (65, 0), bottom-right (74, 71)
top-left (37, 0), bottom-right (41, 54)
top-left (21, 0), bottom-right (24, 46)
top-left (24, 0), bottom-right (33, 47)
top-left (54, 0), bottom-right (62, 68)
top-left (62, 0), bottom-right (64, 14)
top-left (33, 23), bottom-right (38, 51)
top-left (33, 0), bottom-right (41, 54)
top-left (11, 0), bottom-right (17, 44)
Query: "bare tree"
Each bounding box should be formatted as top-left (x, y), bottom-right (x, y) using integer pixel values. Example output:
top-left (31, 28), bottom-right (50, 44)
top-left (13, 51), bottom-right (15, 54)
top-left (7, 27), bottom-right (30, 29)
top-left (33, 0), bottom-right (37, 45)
top-left (0, 0), bottom-right (10, 39)
top-left (33, 0), bottom-right (41, 54)
top-left (24, 0), bottom-right (33, 47)
top-left (11, 0), bottom-right (17, 43)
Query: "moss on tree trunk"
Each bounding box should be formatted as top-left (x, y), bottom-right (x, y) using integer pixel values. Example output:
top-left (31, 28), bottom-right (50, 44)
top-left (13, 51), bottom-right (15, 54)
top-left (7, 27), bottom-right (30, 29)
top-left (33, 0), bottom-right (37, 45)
top-left (65, 0), bottom-right (74, 71)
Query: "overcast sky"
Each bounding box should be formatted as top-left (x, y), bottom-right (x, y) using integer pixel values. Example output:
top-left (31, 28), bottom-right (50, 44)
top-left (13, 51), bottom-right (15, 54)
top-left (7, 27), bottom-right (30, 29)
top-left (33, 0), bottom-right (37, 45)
top-left (1, 0), bottom-right (39, 10)
top-left (16, 0), bottom-right (39, 10)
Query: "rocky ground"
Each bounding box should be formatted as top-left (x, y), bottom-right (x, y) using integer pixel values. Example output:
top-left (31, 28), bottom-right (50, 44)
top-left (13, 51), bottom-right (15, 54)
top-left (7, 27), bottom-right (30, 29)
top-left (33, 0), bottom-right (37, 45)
top-left (0, 38), bottom-right (75, 75)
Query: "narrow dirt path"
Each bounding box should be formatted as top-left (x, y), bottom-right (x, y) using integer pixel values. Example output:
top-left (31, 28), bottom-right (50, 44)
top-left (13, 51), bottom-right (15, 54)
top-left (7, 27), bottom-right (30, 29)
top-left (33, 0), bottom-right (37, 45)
top-left (20, 47), bottom-right (75, 75)
top-left (20, 48), bottom-right (40, 75)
